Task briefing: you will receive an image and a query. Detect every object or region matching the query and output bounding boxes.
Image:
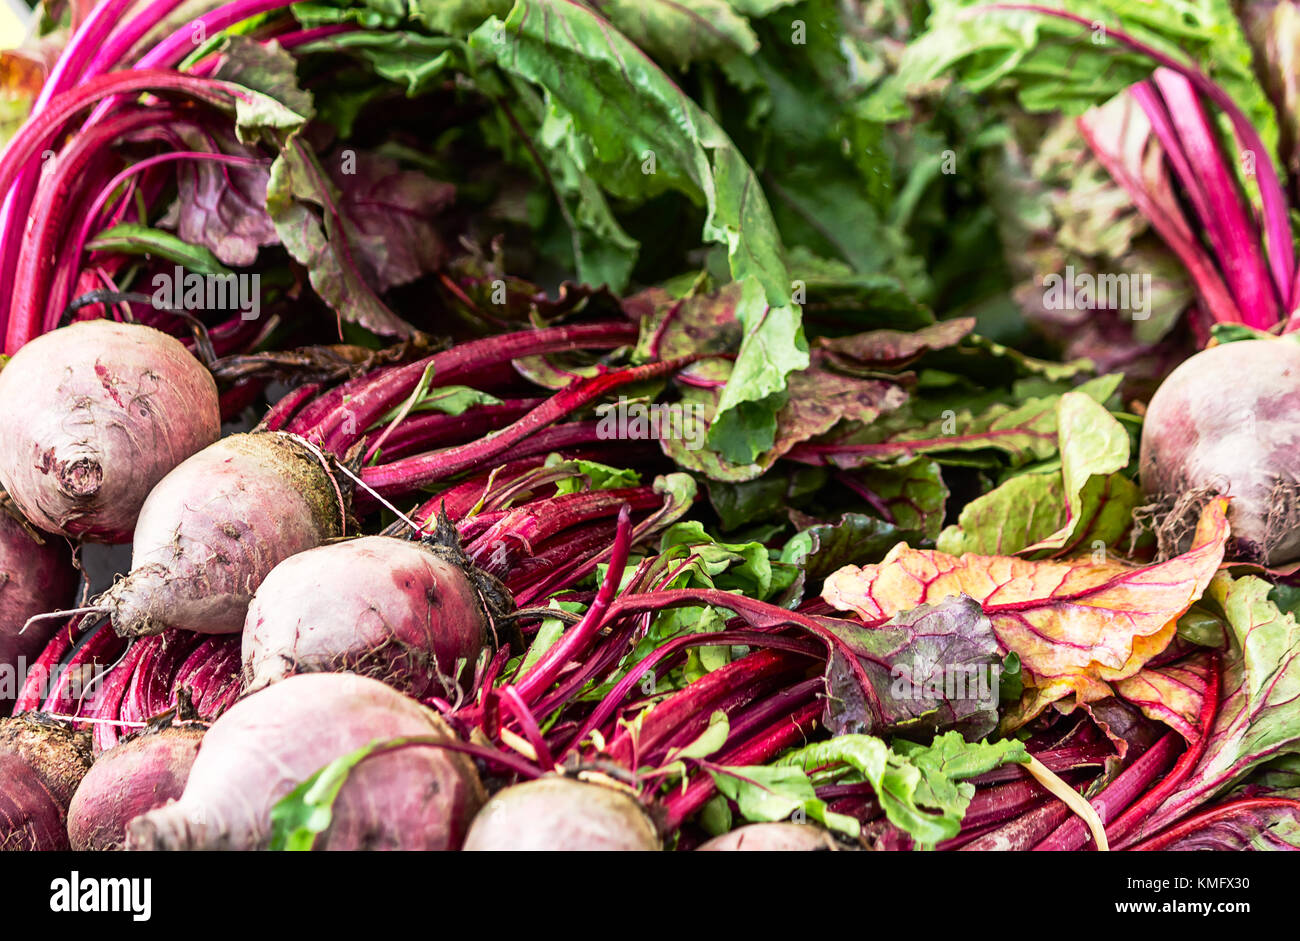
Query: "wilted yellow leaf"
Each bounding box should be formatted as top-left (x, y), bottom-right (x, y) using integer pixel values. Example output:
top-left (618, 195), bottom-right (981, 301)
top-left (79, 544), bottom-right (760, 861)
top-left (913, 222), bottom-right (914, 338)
top-left (822, 499), bottom-right (1230, 728)
top-left (1111, 652), bottom-right (1217, 742)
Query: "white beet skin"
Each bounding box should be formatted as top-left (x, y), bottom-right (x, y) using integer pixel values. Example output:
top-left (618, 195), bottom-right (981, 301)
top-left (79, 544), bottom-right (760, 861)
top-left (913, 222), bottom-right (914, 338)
top-left (242, 535), bottom-right (487, 698)
top-left (67, 724), bottom-right (203, 850)
top-left (0, 506), bottom-right (77, 712)
top-left (463, 777), bottom-right (661, 851)
top-left (1140, 338), bottom-right (1300, 564)
top-left (0, 320), bottom-right (220, 542)
top-left (125, 673), bottom-right (485, 850)
top-left (696, 822), bottom-right (839, 851)
top-left (97, 432), bottom-right (344, 637)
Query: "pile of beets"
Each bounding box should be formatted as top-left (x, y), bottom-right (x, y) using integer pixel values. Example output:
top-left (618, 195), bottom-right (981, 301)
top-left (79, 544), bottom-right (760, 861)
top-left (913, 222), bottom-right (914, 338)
top-left (2, 304), bottom-right (1296, 853)
top-left (4, 1), bottom-right (1300, 856)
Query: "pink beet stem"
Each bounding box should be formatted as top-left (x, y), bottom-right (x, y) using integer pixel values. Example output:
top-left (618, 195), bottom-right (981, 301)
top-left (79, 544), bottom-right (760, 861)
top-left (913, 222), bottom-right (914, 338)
top-left (359, 356), bottom-right (699, 496)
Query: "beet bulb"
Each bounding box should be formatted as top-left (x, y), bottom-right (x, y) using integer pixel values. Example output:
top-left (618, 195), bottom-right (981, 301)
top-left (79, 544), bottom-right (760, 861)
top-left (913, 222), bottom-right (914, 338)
top-left (464, 777), bottom-right (661, 851)
top-left (0, 320), bottom-right (220, 542)
top-left (1140, 338), bottom-right (1300, 564)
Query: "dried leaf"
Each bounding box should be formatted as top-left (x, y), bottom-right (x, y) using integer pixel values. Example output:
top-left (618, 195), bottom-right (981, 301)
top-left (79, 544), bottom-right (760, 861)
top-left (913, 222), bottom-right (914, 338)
top-left (816, 318), bottom-right (975, 371)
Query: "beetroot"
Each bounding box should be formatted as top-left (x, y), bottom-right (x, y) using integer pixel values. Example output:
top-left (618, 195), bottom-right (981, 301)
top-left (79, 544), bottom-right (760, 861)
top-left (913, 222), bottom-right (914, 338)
top-left (97, 432), bottom-right (345, 637)
top-left (1140, 338), bottom-right (1300, 564)
top-left (463, 777), bottom-right (661, 851)
top-left (0, 504), bottom-right (77, 712)
top-left (126, 673), bottom-right (484, 850)
top-left (0, 752), bottom-right (68, 851)
top-left (241, 534), bottom-right (493, 698)
top-left (0, 716), bottom-right (92, 850)
top-left (0, 320), bottom-right (219, 542)
top-left (696, 822), bottom-right (839, 851)
top-left (67, 724), bottom-right (203, 850)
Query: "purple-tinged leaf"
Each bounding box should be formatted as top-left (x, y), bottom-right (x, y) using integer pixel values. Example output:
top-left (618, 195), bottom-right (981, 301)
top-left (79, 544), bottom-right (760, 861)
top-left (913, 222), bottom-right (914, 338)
top-left (160, 127), bottom-right (276, 267)
top-left (266, 142), bottom-right (416, 338)
top-left (820, 595), bottom-right (1003, 741)
top-left (325, 150), bottom-right (454, 293)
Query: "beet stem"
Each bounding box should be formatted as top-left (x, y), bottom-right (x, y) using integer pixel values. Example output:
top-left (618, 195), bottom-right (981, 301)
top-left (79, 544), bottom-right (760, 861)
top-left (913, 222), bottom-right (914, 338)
top-left (1126, 797), bottom-right (1300, 851)
top-left (1109, 654), bottom-right (1222, 848)
top-left (359, 357), bottom-right (701, 495)
top-left (660, 701), bottom-right (822, 832)
top-left (1033, 733), bottom-right (1183, 851)
top-left (512, 506), bottom-right (633, 702)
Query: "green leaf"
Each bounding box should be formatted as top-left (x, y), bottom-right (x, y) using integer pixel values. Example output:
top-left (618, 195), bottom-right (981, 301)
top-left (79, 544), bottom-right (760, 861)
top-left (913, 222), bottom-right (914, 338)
top-left (960, 335), bottom-right (1097, 383)
top-left (1020, 391), bottom-right (1133, 552)
top-left (936, 390), bottom-right (1140, 556)
top-left (547, 457), bottom-right (642, 496)
top-left (87, 224), bottom-right (233, 275)
top-left (724, 0), bottom-right (803, 15)
top-left (213, 36), bottom-right (315, 144)
top-left (786, 249), bottom-right (935, 331)
top-left (777, 732), bottom-right (1027, 848)
top-left (505, 77), bottom-right (641, 291)
top-left (762, 156), bottom-right (912, 279)
top-left (666, 710), bottom-right (730, 762)
top-left (699, 793), bottom-right (733, 836)
top-left (1209, 323), bottom-right (1278, 346)
top-left (709, 764), bottom-right (861, 837)
top-left (592, 519), bottom-right (798, 692)
top-left (938, 470), bottom-right (1060, 556)
top-left (664, 351), bottom-right (906, 483)
top-left (819, 373), bottom-right (1123, 468)
top-left (658, 519), bottom-right (793, 600)
top-left (939, 470), bottom-right (1141, 557)
top-left (633, 280), bottom-right (746, 362)
top-left (291, 0), bottom-right (407, 29)
top-left (781, 512), bottom-right (925, 582)
top-left (705, 259), bottom-right (807, 467)
top-left (650, 471), bottom-right (700, 528)
top-left (856, 458), bottom-right (950, 541)
top-left (218, 36), bottom-right (315, 120)
top-left (408, 0), bottom-right (512, 33)
top-left (518, 600), bottom-right (585, 675)
top-left (1242, 753), bottom-right (1300, 797)
top-left (1177, 606), bottom-right (1230, 648)
top-left (715, 1), bottom-right (915, 286)
top-left (469, 0), bottom-right (806, 464)
top-left (869, 0), bottom-right (1278, 165)
top-left (1135, 574), bottom-right (1300, 839)
top-left (376, 385), bottom-right (502, 423)
top-left (294, 30), bottom-right (470, 96)
top-left (598, 0), bottom-right (761, 71)
top-left (703, 465), bottom-right (828, 532)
